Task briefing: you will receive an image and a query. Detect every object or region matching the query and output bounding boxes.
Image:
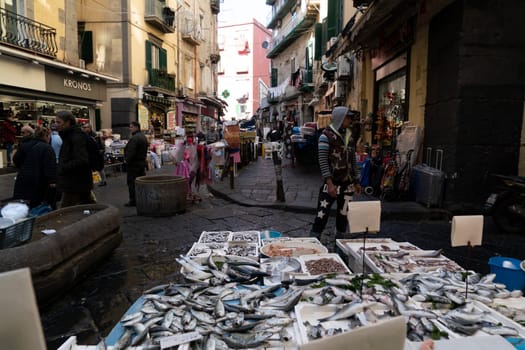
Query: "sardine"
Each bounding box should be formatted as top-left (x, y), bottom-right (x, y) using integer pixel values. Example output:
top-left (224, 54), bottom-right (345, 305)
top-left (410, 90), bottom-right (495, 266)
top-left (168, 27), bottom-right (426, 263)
top-left (319, 301), bottom-right (377, 322)
top-left (221, 332), bottom-right (272, 349)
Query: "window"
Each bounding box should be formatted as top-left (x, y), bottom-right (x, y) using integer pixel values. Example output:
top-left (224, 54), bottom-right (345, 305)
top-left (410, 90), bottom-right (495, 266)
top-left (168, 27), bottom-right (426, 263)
top-left (146, 40), bottom-right (167, 72)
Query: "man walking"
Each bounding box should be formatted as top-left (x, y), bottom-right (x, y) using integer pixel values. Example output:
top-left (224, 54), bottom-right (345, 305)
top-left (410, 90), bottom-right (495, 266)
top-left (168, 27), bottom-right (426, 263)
top-left (310, 106), bottom-right (361, 240)
top-left (1, 112), bottom-right (17, 167)
top-left (124, 121), bottom-right (148, 206)
top-left (55, 110), bottom-right (93, 207)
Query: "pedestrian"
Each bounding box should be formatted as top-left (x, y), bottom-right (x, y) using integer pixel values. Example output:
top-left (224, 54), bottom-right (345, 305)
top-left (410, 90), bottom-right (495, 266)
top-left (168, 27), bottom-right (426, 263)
top-left (12, 126), bottom-right (57, 209)
top-left (124, 121), bottom-right (148, 207)
top-left (310, 106), bottom-right (361, 240)
top-left (55, 110), bottom-right (93, 207)
top-left (206, 125), bottom-right (220, 144)
top-left (82, 123), bottom-right (107, 186)
top-left (49, 122), bottom-right (62, 163)
top-left (266, 122), bottom-right (282, 142)
top-left (20, 124), bottom-right (35, 143)
top-left (1, 112), bottom-right (17, 167)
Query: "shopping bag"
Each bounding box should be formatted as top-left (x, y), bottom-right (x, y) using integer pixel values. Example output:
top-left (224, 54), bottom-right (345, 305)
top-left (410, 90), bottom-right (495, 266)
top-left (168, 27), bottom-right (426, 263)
top-left (92, 171), bottom-right (101, 184)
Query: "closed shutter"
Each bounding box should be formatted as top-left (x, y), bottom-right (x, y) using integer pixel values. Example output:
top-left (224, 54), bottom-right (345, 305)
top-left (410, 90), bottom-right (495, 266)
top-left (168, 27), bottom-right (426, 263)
top-left (271, 68), bottom-right (278, 87)
top-left (327, 0), bottom-right (342, 39)
top-left (146, 41), bottom-right (152, 84)
top-left (160, 48), bottom-right (167, 70)
top-left (314, 23), bottom-right (322, 60)
top-left (305, 47), bottom-right (312, 83)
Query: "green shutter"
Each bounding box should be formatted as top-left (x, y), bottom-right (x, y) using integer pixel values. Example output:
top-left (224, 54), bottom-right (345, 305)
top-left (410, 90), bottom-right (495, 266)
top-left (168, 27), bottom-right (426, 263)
top-left (314, 23), bottom-right (322, 60)
top-left (321, 19), bottom-right (328, 55)
top-left (80, 31), bottom-right (93, 64)
top-left (146, 40), bottom-right (152, 70)
top-left (160, 48), bottom-right (167, 70)
top-left (271, 68), bottom-right (278, 87)
top-left (327, 0), bottom-right (342, 39)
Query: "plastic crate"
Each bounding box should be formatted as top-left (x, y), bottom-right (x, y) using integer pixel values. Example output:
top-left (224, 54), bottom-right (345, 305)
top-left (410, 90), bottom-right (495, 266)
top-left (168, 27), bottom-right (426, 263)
top-left (0, 217), bottom-right (34, 249)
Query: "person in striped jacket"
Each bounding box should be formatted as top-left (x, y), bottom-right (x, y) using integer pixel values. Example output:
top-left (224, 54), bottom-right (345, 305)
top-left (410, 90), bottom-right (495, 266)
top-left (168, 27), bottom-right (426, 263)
top-left (310, 106), bottom-right (361, 240)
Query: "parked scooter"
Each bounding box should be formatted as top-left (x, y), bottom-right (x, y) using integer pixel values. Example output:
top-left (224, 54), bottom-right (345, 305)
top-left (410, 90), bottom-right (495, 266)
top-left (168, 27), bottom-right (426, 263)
top-left (484, 174), bottom-right (525, 233)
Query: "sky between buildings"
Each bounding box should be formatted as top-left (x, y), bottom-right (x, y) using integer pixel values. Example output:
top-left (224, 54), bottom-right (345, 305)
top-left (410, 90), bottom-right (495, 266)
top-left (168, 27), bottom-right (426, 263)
top-left (218, 0), bottom-right (270, 26)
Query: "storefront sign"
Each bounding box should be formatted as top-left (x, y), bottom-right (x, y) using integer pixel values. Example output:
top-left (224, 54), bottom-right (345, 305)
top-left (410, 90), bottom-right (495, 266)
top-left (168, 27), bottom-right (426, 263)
top-left (138, 103), bottom-right (149, 131)
top-left (45, 67), bottom-right (107, 101)
top-left (371, 18), bottom-right (414, 71)
top-left (167, 110), bottom-right (176, 129)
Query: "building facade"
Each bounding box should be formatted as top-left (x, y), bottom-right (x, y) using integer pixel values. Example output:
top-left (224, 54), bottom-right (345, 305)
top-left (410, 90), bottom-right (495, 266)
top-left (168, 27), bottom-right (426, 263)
top-left (0, 0), bottom-right (117, 154)
top-left (217, 19), bottom-right (272, 122)
top-left (321, 0), bottom-right (525, 208)
top-left (77, 0), bottom-right (222, 139)
top-left (263, 0), bottom-right (321, 127)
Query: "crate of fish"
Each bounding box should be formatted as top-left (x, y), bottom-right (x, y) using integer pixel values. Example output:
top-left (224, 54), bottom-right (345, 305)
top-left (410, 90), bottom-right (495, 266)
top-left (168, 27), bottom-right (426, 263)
top-left (198, 230), bottom-right (232, 244)
top-left (0, 217), bottom-right (34, 249)
top-left (187, 242), bottom-right (227, 258)
top-left (298, 253), bottom-right (351, 276)
top-left (364, 250), bottom-right (463, 274)
top-left (226, 242), bottom-right (259, 259)
top-left (230, 230), bottom-right (261, 246)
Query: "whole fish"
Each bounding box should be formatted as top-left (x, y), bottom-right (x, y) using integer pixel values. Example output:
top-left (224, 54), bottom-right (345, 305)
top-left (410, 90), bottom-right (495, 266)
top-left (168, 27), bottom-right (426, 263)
top-left (221, 332), bottom-right (272, 349)
top-left (319, 301), bottom-right (377, 322)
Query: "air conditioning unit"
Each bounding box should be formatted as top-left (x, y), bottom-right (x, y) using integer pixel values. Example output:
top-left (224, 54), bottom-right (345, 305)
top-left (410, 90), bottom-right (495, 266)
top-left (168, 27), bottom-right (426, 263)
top-left (79, 59), bottom-right (85, 69)
top-left (336, 55), bottom-right (351, 80)
top-left (334, 81), bottom-right (345, 99)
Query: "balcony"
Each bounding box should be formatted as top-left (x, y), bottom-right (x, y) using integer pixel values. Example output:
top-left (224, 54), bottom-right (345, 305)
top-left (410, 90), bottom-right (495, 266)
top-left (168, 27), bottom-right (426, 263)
top-left (0, 8), bottom-right (57, 58)
top-left (266, 0), bottom-right (276, 5)
top-left (299, 68), bottom-right (314, 92)
top-left (148, 68), bottom-right (175, 92)
top-left (266, 0), bottom-right (296, 29)
top-left (266, 0), bottom-right (319, 58)
top-left (210, 53), bottom-right (220, 64)
top-left (145, 0), bottom-right (175, 33)
top-left (210, 0), bottom-right (220, 15)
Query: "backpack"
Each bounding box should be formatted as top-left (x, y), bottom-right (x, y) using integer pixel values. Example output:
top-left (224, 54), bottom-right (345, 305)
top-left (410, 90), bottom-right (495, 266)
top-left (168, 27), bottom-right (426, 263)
top-left (86, 134), bottom-right (104, 171)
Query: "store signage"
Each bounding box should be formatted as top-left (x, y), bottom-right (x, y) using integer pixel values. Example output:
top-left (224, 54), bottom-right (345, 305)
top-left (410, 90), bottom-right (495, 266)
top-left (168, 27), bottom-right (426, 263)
top-left (45, 67), bottom-right (107, 101)
top-left (63, 78), bottom-right (92, 92)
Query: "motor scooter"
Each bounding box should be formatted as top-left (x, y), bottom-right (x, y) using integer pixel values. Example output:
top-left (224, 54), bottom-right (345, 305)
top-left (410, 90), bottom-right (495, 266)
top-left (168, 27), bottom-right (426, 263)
top-left (484, 174), bottom-right (525, 234)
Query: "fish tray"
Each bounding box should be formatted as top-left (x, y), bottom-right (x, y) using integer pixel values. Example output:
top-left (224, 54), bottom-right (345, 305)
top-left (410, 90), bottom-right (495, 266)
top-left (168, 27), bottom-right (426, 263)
top-left (197, 231), bottom-right (232, 244)
top-left (230, 230), bottom-right (261, 246)
top-left (364, 250), bottom-right (463, 274)
top-left (261, 236), bottom-right (322, 246)
top-left (225, 242), bottom-right (259, 260)
top-left (0, 217), bottom-right (35, 249)
top-left (187, 242), bottom-right (227, 258)
top-left (298, 253), bottom-right (352, 276)
top-left (260, 240), bottom-right (327, 258)
top-left (336, 240), bottom-right (422, 273)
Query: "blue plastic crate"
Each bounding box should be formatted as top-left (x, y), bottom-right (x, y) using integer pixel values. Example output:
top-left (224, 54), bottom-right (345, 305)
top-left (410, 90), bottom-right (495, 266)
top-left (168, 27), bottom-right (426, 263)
top-left (489, 256), bottom-right (525, 291)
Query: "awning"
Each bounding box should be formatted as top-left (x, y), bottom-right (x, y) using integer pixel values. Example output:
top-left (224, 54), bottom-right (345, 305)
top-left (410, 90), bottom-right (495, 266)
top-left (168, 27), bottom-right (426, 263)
top-left (348, 0), bottom-right (418, 51)
top-left (199, 95), bottom-right (227, 108)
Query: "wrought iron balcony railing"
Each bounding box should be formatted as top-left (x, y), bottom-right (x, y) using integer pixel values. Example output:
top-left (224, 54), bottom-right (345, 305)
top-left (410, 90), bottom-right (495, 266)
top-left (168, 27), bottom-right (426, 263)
top-left (145, 0), bottom-right (175, 33)
top-left (210, 0), bottom-right (220, 15)
top-left (149, 68), bottom-right (175, 91)
top-left (0, 8), bottom-right (57, 58)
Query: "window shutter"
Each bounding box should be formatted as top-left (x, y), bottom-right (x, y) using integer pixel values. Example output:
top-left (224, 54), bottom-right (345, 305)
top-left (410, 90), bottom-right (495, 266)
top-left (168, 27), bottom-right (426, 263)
top-left (80, 31), bottom-right (93, 64)
top-left (314, 23), bottom-right (322, 60)
top-left (271, 68), bottom-right (278, 87)
top-left (321, 19), bottom-right (328, 54)
top-left (146, 41), bottom-right (152, 71)
top-left (327, 0), bottom-right (342, 39)
top-left (160, 48), bottom-right (167, 70)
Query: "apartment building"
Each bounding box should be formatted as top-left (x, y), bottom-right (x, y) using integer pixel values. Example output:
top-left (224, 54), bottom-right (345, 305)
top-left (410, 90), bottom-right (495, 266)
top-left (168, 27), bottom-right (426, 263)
top-left (0, 0), bottom-right (117, 147)
top-left (77, 0), bottom-right (223, 138)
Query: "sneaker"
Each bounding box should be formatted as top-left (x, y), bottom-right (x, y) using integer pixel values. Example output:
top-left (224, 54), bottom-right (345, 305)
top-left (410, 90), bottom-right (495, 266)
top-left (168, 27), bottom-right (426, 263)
top-left (124, 201), bottom-right (136, 207)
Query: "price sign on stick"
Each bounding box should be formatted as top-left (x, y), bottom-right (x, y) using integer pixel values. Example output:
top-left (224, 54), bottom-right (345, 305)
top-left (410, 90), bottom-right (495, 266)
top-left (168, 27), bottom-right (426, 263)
top-left (348, 201), bottom-right (381, 233)
top-left (451, 215), bottom-right (483, 247)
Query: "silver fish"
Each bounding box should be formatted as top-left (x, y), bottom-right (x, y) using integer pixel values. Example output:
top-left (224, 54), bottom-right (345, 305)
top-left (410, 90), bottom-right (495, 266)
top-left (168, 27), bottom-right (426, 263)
top-left (319, 301), bottom-right (377, 322)
top-left (482, 325), bottom-right (519, 336)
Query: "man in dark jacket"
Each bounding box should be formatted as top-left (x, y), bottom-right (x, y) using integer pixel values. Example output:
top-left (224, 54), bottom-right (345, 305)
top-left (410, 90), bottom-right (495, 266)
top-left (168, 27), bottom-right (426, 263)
top-left (124, 121), bottom-right (148, 206)
top-left (1, 112), bottom-right (17, 166)
top-left (55, 110), bottom-right (93, 207)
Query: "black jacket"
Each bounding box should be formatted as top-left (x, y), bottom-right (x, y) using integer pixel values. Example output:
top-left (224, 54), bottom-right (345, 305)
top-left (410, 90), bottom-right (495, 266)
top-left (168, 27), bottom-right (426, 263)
top-left (57, 125), bottom-right (93, 193)
top-left (124, 131), bottom-right (148, 173)
top-left (13, 138), bottom-right (57, 207)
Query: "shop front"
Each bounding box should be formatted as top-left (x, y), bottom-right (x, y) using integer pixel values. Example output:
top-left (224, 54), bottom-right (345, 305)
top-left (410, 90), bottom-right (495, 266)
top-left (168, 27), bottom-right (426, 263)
top-left (176, 97), bottom-right (205, 137)
top-left (0, 63), bottom-right (111, 138)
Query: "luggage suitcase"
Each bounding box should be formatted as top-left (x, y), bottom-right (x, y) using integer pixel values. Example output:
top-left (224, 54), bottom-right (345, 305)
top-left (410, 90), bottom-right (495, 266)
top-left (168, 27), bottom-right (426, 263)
top-left (411, 149), bottom-right (445, 207)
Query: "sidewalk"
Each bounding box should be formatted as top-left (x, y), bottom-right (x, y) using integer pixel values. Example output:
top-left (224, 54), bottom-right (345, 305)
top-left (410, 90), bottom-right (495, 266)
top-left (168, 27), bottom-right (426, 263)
top-left (207, 156), bottom-right (451, 221)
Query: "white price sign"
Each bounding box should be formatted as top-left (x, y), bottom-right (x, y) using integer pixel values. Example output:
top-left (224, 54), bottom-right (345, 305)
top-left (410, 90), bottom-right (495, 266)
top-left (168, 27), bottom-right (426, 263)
top-left (160, 331), bottom-right (202, 349)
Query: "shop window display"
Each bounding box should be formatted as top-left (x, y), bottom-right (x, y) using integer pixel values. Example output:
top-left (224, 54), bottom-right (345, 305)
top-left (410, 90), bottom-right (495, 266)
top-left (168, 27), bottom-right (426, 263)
top-left (374, 71), bottom-right (407, 150)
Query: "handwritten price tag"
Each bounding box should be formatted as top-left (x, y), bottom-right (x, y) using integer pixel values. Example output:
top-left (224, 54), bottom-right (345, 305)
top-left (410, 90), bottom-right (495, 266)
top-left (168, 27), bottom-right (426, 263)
top-left (160, 331), bottom-right (202, 349)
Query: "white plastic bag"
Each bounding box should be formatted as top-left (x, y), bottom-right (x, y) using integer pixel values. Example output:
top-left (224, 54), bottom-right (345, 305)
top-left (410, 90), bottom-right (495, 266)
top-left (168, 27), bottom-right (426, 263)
top-left (1, 202), bottom-right (29, 220)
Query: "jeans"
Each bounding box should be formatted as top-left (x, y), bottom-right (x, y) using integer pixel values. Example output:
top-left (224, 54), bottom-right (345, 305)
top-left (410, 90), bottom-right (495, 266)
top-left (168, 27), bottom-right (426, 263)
top-left (311, 181), bottom-right (354, 238)
top-left (5, 142), bottom-right (13, 165)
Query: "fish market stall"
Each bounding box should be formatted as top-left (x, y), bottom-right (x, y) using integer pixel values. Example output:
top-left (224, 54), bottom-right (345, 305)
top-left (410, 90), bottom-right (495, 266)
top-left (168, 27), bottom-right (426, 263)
top-left (59, 231), bottom-right (525, 350)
